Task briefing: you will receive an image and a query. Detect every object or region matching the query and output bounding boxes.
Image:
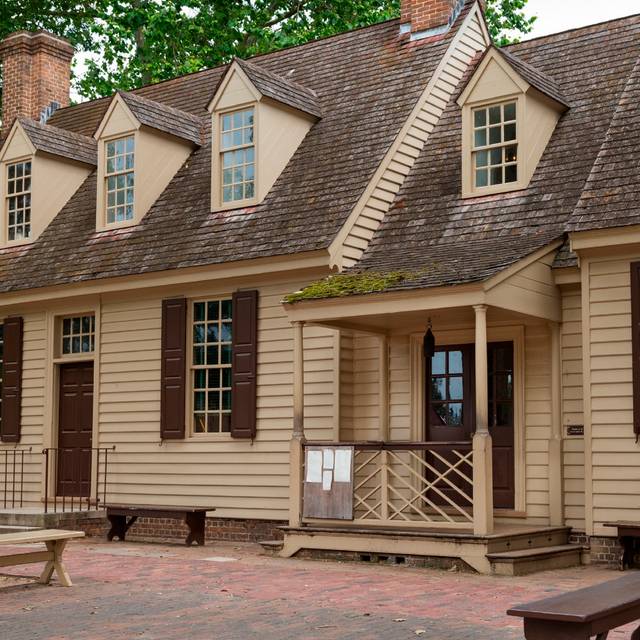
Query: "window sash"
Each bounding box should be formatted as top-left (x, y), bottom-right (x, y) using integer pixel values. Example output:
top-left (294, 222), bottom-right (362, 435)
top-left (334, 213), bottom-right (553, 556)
top-left (105, 136), bottom-right (135, 224)
top-left (6, 161), bottom-right (32, 241)
top-left (190, 299), bottom-right (233, 434)
top-left (61, 314), bottom-right (95, 355)
top-left (220, 108), bottom-right (255, 203)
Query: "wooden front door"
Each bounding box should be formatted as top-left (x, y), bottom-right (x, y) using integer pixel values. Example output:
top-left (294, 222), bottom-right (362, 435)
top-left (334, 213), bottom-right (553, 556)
top-left (426, 342), bottom-right (515, 510)
top-left (57, 362), bottom-right (94, 497)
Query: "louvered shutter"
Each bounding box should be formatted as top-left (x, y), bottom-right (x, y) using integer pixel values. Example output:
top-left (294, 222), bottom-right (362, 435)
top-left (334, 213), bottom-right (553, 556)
top-left (231, 290), bottom-right (258, 439)
top-left (632, 262), bottom-right (640, 438)
top-left (1, 316), bottom-right (23, 443)
top-left (161, 298), bottom-right (187, 440)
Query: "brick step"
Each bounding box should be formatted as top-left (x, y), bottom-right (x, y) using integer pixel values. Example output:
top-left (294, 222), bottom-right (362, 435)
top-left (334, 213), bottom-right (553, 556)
top-left (486, 544), bottom-right (586, 577)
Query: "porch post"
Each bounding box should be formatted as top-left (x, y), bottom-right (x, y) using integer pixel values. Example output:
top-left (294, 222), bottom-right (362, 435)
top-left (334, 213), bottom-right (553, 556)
top-left (379, 335), bottom-right (390, 521)
top-left (289, 321), bottom-right (305, 527)
top-left (473, 304), bottom-right (494, 535)
top-left (549, 322), bottom-right (564, 526)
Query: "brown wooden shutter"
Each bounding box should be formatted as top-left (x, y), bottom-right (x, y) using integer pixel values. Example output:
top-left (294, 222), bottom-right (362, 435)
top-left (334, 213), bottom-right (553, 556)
top-left (231, 290), bottom-right (258, 439)
top-left (1, 316), bottom-right (23, 443)
top-left (161, 298), bottom-right (187, 440)
top-left (632, 262), bottom-right (640, 439)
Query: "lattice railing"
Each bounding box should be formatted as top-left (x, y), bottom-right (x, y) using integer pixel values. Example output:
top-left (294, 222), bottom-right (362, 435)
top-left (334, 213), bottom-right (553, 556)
top-left (352, 443), bottom-right (474, 528)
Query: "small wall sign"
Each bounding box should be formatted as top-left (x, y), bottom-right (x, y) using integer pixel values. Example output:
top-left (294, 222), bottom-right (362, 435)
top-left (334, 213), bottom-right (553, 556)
top-left (566, 425), bottom-right (584, 437)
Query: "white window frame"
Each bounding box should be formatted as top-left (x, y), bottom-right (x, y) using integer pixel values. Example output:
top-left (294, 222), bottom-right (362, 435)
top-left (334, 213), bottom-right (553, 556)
top-left (5, 158), bottom-right (32, 243)
top-left (220, 107), bottom-right (256, 206)
top-left (188, 297), bottom-right (233, 437)
top-left (59, 314), bottom-right (96, 358)
top-left (104, 135), bottom-right (135, 226)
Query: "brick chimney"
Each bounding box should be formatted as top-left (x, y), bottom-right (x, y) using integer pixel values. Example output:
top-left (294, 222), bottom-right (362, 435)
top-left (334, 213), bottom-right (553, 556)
top-left (0, 30), bottom-right (74, 132)
top-left (400, 0), bottom-right (466, 38)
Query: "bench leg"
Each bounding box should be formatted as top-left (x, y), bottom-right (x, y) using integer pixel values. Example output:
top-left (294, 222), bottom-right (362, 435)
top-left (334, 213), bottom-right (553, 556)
top-left (631, 625), bottom-right (640, 640)
top-left (185, 512), bottom-right (205, 546)
top-left (107, 515), bottom-right (137, 541)
top-left (39, 540), bottom-right (72, 587)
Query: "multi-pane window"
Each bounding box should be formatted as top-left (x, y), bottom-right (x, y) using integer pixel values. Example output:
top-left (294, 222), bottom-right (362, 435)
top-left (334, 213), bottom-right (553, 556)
top-left (6, 161), bottom-right (32, 241)
top-left (192, 300), bottom-right (233, 433)
top-left (220, 108), bottom-right (255, 203)
top-left (430, 349), bottom-right (465, 426)
top-left (105, 136), bottom-right (135, 224)
top-left (62, 315), bottom-right (95, 355)
top-left (472, 102), bottom-right (518, 188)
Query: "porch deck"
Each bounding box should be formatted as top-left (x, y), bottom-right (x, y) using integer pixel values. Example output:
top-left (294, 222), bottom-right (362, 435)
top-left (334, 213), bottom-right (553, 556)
top-left (276, 522), bottom-right (584, 575)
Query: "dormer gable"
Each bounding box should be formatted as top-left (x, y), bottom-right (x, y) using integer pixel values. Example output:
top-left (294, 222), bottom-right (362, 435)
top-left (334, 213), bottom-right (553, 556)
top-left (208, 59), bottom-right (321, 212)
top-left (0, 118), bottom-right (94, 247)
top-left (93, 91), bottom-right (205, 231)
top-left (457, 46), bottom-right (569, 198)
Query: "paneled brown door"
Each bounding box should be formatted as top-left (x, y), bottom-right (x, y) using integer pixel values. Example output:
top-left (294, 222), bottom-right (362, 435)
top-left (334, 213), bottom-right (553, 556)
top-left (57, 362), bottom-right (94, 497)
top-left (425, 342), bottom-right (515, 510)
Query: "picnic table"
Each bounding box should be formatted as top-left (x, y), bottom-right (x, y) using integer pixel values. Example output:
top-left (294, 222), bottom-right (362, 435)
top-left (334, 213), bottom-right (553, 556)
top-left (508, 572), bottom-right (640, 639)
top-left (0, 529), bottom-right (85, 587)
top-left (105, 504), bottom-right (215, 546)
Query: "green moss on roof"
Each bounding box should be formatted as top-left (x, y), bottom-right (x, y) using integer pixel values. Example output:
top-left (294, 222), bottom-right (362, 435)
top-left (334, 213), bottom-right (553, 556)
top-left (284, 271), bottom-right (417, 303)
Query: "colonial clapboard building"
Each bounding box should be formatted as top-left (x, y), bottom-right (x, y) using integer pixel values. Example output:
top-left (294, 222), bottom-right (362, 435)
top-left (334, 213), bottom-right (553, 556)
top-left (0, 0), bottom-right (640, 574)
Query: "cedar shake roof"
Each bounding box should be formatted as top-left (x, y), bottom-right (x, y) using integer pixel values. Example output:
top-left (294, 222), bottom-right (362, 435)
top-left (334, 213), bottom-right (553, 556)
top-left (346, 14), bottom-right (640, 294)
top-left (116, 91), bottom-right (205, 145)
top-left (565, 56), bottom-right (640, 233)
top-left (17, 118), bottom-right (97, 165)
top-left (0, 8), bottom-right (466, 293)
top-left (233, 58), bottom-right (322, 118)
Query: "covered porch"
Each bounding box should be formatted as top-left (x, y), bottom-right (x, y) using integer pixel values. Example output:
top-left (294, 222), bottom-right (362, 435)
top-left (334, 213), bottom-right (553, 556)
top-left (280, 263), bottom-right (576, 573)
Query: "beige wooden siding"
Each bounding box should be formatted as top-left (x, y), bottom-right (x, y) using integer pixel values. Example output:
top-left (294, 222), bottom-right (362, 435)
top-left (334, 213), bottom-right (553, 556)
top-left (524, 323), bottom-right (552, 524)
top-left (0, 312), bottom-right (46, 506)
top-left (586, 257), bottom-right (640, 532)
top-left (332, 6), bottom-right (489, 268)
top-left (97, 279), bottom-right (336, 521)
top-left (561, 284), bottom-right (585, 530)
top-left (389, 336), bottom-right (411, 441)
top-left (350, 334), bottom-right (381, 441)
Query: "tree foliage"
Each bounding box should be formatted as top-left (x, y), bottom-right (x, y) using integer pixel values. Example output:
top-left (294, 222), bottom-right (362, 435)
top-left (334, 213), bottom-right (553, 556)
top-left (0, 0), bottom-right (535, 101)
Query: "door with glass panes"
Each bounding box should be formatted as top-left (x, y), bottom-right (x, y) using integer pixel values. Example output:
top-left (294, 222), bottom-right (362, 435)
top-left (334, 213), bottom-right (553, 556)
top-left (426, 342), bottom-right (515, 510)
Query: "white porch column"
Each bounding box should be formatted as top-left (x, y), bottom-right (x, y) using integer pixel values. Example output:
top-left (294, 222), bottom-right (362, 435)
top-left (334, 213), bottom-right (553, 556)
top-left (473, 304), bottom-right (494, 535)
top-left (289, 321), bottom-right (305, 527)
top-left (549, 322), bottom-right (565, 526)
top-left (379, 334), bottom-right (390, 442)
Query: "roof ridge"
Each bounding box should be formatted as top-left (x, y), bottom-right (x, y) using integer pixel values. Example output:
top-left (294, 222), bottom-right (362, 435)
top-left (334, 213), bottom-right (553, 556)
top-left (117, 89), bottom-right (206, 125)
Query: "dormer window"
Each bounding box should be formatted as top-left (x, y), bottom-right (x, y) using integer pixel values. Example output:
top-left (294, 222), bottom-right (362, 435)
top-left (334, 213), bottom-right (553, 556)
top-left (6, 160), bottom-right (31, 241)
top-left (220, 108), bottom-right (255, 204)
top-left (105, 135), bottom-right (134, 224)
top-left (472, 102), bottom-right (518, 189)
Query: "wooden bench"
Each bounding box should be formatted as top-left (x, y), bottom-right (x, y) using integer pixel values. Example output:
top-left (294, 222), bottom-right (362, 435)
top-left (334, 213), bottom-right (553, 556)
top-left (0, 529), bottom-right (85, 587)
top-left (508, 572), bottom-right (640, 639)
top-left (105, 505), bottom-right (215, 546)
top-left (604, 521), bottom-right (640, 570)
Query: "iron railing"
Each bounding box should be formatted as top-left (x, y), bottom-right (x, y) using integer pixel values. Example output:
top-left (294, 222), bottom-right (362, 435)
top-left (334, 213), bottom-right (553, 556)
top-left (42, 446), bottom-right (115, 513)
top-left (1, 447), bottom-right (33, 508)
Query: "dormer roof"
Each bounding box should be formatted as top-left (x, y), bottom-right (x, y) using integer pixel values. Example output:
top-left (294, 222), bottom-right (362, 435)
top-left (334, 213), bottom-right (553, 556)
top-left (14, 118), bottom-right (97, 165)
top-left (209, 58), bottom-right (322, 118)
top-left (457, 44), bottom-right (570, 109)
top-left (97, 91), bottom-right (206, 145)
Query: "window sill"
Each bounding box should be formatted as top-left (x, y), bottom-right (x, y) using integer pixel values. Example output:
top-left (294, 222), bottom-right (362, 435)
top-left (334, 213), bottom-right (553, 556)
top-left (462, 181), bottom-right (527, 199)
top-left (212, 197), bottom-right (259, 213)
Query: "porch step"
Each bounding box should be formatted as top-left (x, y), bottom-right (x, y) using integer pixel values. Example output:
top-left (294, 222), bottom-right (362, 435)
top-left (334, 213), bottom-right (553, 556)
top-left (487, 544), bottom-right (585, 577)
top-left (258, 539), bottom-right (284, 556)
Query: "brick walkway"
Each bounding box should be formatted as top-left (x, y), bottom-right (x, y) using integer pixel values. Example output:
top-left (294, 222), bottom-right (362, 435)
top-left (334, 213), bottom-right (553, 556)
top-left (0, 539), bottom-right (637, 640)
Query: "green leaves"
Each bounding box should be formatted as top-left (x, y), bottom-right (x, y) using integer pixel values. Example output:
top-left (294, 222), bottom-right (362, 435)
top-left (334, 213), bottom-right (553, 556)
top-left (0, 0), bottom-right (534, 102)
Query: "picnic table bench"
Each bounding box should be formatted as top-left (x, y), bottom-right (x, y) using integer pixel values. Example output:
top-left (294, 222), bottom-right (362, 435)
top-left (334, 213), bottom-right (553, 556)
top-left (0, 529), bottom-right (84, 587)
top-left (508, 572), bottom-right (640, 639)
top-left (105, 504), bottom-right (215, 546)
top-left (604, 521), bottom-right (640, 570)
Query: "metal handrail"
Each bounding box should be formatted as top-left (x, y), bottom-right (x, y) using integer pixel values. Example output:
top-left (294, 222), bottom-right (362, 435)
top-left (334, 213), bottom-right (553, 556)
top-left (1, 447), bottom-right (33, 509)
top-left (42, 446), bottom-right (115, 514)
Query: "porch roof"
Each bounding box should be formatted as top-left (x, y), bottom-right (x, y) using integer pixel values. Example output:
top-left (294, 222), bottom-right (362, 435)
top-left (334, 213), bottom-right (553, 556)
top-left (284, 243), bottom-right (562, 330)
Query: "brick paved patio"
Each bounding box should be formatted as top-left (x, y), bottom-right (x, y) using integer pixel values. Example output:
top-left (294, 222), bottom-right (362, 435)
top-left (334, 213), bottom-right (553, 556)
top-left (0, 538), bottom-right (637, 640)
